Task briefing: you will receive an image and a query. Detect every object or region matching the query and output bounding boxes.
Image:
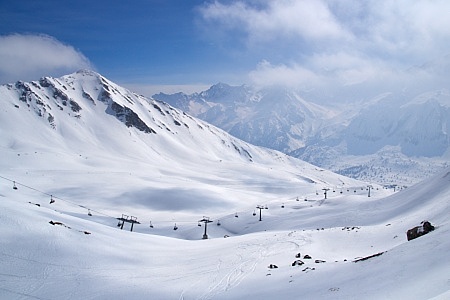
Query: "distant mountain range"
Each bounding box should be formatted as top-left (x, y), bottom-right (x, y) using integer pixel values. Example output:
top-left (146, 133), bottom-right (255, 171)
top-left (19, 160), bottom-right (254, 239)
top-left (154, 84), bottom-right (450, 185)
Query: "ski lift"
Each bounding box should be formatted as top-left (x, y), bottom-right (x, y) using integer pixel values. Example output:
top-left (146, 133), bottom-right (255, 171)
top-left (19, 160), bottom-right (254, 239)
top-left (281, 203), bottom-right (285, 208)
top-left (235, 212), bottom-right (239, 218)
top-left (173, 223), bottom-right (178, 230)
top-left (13, 181), bottom-right (17, 190)
top-left (49, 195), bottom-right (55, 204)
top-left (296, 197), bottom-right (299, 201)
top-left (117, 221), bottom-right (122, 227)
top-left (149, 221), bottom-right (154, 228)
top-left (316, 190), bottom-right (319, 195)
top-left (88, 209), bottom-right (92, 216)
top-left (252, 210), bottom-right (256, 216)
top-left (217, 220), bottom-right (221, 226)
top-left (340, 189), bottom-right (343, 194)
top-left (265, 205), bottom-right (268, 209)
top-left (198, 221), bottom-right (202, 227)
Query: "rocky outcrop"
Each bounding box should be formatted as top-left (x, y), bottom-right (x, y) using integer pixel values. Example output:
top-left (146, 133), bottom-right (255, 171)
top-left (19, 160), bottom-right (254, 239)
top-left (110, 102), bottom-right (156, 134)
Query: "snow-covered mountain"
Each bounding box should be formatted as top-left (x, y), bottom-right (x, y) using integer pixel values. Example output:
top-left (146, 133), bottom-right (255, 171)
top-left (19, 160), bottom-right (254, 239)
top-left (154, 83), bottom-right (339, 153)
top-left (154, 85), bottom-right (450, 185)
top-left (336, 90), bottom-right (450, 157)
top-left (1, 70), bottom-right (276, 165)
top-left (294, 91), bottom-right (450, 184)
top-left (1, 71), bottom-right (449, 299)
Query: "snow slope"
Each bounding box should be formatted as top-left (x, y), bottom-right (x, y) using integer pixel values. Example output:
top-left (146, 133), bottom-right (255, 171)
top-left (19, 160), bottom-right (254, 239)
top-left (1, 71), bottom-right (449, 299)
top-left (1, 166), bottom-right (449, 299)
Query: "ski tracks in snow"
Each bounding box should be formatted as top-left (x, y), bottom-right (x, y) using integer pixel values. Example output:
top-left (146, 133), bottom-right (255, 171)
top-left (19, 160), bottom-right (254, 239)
top-left (198, 248), bottom-right (262, 299)
top-left (184, 234), bottom-right (303, 300)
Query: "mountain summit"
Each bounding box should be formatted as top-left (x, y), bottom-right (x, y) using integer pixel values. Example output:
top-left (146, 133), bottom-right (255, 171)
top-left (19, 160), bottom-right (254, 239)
top-left (1, 70), bottom-right (259, 163)
top-left (155, 84), bottom-right (338, 153)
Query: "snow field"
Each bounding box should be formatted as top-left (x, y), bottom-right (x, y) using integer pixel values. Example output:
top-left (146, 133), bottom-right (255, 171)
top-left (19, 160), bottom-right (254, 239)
top-left (1, 166), bottom-right (449, 299)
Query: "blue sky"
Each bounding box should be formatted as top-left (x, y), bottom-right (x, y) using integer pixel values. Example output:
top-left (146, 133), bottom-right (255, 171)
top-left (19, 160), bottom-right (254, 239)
top-left (1, 1), bottom-right (450, 97)
top-left (0, 1), bottom-right (224, 92)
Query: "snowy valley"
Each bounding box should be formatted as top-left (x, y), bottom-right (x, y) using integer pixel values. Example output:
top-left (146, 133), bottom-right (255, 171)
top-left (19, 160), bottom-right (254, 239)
top-left (1, 71), bottom-right (449, 299)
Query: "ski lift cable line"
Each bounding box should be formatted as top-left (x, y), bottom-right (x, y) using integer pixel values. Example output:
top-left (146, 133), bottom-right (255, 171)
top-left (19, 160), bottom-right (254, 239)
top-left (1, 175), bottom-right (221, 225)
top-left (0, 174), bottom-right (116, 219)
top-left (0, 175), bottom-right (54, 197)
top-left (1, 174), bottom-right (216, 226)
top-left (2, 174), bottom-right (331, 228)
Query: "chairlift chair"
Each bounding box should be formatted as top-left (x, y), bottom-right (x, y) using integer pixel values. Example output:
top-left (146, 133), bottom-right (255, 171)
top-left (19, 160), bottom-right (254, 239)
top-left (173, 223), bottom-right (178, 230)
top-left (49, 195), bottom-right (55, 204)
top-left (253, 210), bottom-right (256, 216)
top-left (149, 221), bottom-right (154, 228)
top-left (13, 181), bottom-right (17, 190)
top-left (217, 220), bottom-right (221, 226)
top-left (235, 213), bottom-right (238, 218)
top-left (88, 209), bottom-right (92, 216)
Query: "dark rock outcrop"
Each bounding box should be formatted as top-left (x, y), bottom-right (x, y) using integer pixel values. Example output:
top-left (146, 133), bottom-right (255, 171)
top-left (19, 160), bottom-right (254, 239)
top-left (291, 260), bottom-right (304, 266)
top-left (406, 220), bottom-right (435, 241)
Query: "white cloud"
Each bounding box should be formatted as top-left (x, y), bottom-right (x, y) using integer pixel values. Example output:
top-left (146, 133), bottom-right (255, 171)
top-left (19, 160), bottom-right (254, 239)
top-left (199, 0), bottom-right (450, 98)
top-left (0, 34), bottom-right (93, 84)
top-left (200, 0), bottom-right (351, 42)
top-left (248, 60), bottom-right (321, 89)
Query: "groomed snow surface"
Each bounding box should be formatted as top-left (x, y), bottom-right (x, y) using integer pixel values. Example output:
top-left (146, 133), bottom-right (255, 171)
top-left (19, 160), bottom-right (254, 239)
top-left (1, 71), bottom-right (449, 299)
